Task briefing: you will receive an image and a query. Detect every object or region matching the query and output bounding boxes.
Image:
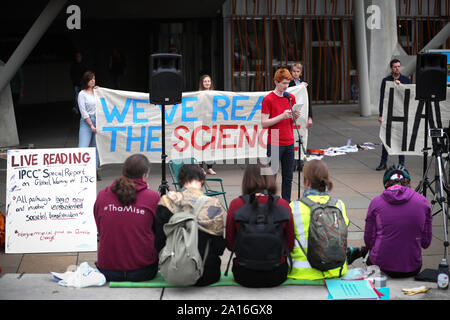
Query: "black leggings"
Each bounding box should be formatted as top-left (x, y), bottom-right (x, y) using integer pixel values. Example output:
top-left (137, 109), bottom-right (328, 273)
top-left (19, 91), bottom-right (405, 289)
top-left (232, 259), bottom-right (289, 288)
top-left (97, 261), bottom-right (158, 282)
top-left (367, 257), bottom-right (421, 278)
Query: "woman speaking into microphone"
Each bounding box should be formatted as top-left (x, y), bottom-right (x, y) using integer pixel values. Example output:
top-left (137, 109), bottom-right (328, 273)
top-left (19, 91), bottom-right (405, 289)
top-left (261, 68), bottom-right (301, 202)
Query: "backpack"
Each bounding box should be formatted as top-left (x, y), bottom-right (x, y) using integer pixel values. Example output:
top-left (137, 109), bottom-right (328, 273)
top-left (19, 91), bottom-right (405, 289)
top-left (298, 196), bottom-right (348, 272)
top-left (225, 191), bottom-right (291, 275)
top-left (158, 195), bottom-right (210, 286)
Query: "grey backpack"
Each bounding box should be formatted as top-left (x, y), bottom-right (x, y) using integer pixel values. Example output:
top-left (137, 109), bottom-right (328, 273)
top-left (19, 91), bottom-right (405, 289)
top-left (158, 195), bottom-right (210, 286)
top-left (298, 197), bottom-right (348, 272)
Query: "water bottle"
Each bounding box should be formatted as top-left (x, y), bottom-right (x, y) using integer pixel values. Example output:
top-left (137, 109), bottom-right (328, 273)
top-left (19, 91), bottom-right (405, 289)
top-left (437, 259), bottom-right (449, 290)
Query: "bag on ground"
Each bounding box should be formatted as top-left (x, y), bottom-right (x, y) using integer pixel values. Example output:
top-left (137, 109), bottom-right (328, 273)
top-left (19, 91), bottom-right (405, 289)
top-left (159, 195), bottom-right (210, 286)
top-left (298, 197), bottom-right (348, 271)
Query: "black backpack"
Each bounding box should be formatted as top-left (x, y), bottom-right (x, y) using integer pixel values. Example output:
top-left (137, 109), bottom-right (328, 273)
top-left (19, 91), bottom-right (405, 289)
top-left (225, 191), bottom-right (292, 275)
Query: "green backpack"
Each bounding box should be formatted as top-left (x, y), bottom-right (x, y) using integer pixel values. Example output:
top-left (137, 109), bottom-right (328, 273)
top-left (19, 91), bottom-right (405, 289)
top-left (298, 197), bottom-right (348, 272)
top-left (158, 195), bottom-right (210, 286)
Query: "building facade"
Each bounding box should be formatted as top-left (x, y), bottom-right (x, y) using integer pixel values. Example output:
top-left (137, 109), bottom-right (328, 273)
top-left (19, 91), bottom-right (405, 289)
top-left (0, 0), bottom-right (449, 107)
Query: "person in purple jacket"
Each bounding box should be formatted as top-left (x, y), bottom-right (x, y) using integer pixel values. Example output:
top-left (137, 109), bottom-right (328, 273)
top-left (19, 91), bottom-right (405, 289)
top-left (94, 154), bottom-right (161, 282)
top-left (363, 164), bottom-right (433, 278)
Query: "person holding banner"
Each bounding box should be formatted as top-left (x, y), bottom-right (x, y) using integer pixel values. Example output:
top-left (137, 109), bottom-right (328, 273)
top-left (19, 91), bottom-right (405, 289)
top-left (78, 71), bottom-right (100, 178)
top-left (94, 154), bottom-right (161, 282)
top-left (376, 59), bottom-right (410, 171)
top-left (261, 68), bottom-right (300, 202)
top-left (289, 62), bottom-right (312, 172)
top-left (289, 63), bottom-right (313, 129)
top-left (199, 74), bottom-right (217, 175)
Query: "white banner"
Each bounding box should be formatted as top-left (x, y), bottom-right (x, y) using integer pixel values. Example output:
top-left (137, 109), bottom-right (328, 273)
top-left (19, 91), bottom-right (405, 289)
top-left (5, 148), bottom-right (97, 253)
top-left (380, 82), bottom-right (450, 156)
top-left (95, 86), bottom-right (309, 165)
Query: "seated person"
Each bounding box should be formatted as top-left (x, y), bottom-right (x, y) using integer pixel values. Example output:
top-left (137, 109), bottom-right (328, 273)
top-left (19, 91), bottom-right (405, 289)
top-left (154, 164), bottom-right (226, 286)
top-left (226, 162), bottom-right (295, 288)
top-left (362, 164), bottom-right (432, 278)
top-left (94, 154), bottom-right (160, 282)
top-left (288, 159), bottom-right (350, 280)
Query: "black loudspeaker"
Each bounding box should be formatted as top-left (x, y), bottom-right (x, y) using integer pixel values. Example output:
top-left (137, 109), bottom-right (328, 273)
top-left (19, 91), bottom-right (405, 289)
top-left (149, 53), bottom-right (182, 105)
top-left (416, 52), bottom-right (447, 101)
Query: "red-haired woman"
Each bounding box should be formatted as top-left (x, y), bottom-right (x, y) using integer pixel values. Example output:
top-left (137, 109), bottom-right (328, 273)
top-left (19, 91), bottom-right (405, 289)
top-left (261, 68), bottom-right (300, 202)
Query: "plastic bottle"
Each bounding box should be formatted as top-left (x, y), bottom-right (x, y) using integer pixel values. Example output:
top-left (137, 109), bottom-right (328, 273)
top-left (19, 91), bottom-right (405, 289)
top-left (437, 259), bottom-right (449, 290)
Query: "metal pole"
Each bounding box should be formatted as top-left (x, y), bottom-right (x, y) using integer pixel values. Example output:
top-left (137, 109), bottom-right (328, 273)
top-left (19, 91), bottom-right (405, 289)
top-left (0, 0), bottom-right (68, 92)
top-left (353, 0), bottom-right (371, 117)
top-left (158, 104), bottom-right (170, 196)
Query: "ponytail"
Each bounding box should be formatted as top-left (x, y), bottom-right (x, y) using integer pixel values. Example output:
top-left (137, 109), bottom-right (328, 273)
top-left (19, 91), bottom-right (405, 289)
top-left (111, 176), bottom-right (137, 206)
top-left (111, 154), bottom-right (151, 206)
top-left (311, 178), bottom-right (333, 192)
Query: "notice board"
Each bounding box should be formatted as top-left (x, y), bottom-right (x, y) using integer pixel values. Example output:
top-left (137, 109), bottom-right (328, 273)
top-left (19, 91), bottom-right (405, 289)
top-left (5, 148), bottom-right (97, 253)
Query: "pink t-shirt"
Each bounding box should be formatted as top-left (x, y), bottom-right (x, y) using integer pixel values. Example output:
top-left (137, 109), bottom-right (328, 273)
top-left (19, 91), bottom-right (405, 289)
top-left (261, 91), bottom-right (296, 146)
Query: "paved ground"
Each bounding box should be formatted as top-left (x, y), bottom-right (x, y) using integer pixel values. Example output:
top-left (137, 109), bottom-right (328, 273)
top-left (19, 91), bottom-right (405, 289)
top-left (0, 102), bottom-right (449, 302)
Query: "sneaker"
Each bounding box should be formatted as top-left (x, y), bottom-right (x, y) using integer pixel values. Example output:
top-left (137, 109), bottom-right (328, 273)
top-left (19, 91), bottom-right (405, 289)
top-left (376, 163), bottom-right (387, 171)
top-left (54, 262), bottom-right (106, 288)
top-left (207, 168), bottom-right (216, 175)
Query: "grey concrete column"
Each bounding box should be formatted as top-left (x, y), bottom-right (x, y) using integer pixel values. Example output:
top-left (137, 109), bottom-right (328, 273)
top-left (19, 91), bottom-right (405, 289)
top-left (353, 0), bottom-right (371, 117)
top-left (367, 0), bottom-right (398, 115)
top-left (0, 0), bottom-right (67, 147)
top-left (0, 0), bottom-right (68, 92)
top-left (0, 62), bottom-right (19, 147)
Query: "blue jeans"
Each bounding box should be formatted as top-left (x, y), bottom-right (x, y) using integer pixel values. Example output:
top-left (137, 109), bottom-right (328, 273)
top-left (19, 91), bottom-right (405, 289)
top-left (97, 262), bottom-right (158, 282)
top-left (267, 144), bottom-right (295, 202)
top-left (78, 115), bottom-right (99, 168)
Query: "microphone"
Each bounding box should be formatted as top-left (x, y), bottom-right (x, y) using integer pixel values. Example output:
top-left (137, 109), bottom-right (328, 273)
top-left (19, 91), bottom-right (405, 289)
top-left (283, 91), bottom-right (291, 101)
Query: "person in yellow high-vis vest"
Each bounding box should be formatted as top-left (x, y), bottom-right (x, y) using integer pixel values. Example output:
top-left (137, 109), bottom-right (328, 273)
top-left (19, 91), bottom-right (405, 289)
top-left (288, 160), bottom-right (350, 280)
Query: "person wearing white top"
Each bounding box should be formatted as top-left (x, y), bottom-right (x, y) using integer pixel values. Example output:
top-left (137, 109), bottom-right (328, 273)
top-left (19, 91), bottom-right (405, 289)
top-left (78, 71), bottom-right (100, 179)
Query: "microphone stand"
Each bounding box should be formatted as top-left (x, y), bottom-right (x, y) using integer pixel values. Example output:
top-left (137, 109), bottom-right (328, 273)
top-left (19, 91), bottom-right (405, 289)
top-left (285, 94), bottom-right (308, 200)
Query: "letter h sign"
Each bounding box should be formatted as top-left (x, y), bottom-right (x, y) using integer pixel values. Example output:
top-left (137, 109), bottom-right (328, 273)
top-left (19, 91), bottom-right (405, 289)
top-left (385, 87), bottom-right (409, 152)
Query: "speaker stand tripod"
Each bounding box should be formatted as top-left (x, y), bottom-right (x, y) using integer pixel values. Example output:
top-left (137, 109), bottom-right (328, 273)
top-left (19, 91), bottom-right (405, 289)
top-left (158, 104), bottom-right (170, 195)
top-left (415, 99), bottom-right (449, 282)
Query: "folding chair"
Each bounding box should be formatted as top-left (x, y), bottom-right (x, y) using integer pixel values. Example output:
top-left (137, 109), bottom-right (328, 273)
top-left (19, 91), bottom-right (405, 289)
top-left (168, 157), bottom-right (228, 210)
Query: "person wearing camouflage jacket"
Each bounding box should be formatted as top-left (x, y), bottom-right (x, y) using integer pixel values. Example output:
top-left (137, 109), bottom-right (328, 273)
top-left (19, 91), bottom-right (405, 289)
top-left (154, 164), bottom-right (226, 286)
